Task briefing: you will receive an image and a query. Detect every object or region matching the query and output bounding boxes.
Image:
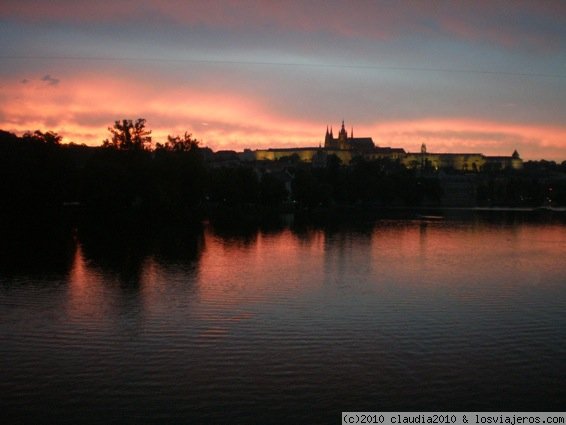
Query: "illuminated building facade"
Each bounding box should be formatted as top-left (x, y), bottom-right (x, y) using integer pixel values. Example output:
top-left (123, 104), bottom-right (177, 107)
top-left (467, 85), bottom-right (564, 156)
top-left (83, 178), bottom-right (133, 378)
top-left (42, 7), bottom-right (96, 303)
top-left (246, 122), bottom-right (523, 171)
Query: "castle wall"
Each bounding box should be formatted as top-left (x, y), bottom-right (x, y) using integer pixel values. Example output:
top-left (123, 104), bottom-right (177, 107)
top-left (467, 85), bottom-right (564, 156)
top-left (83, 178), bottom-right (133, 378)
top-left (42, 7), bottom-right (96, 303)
top-left (254, 148), bottom-right (355, 164)
top-left (403, 153), bottom-right (522, 171)
top-left (249, 123), bottom-right (522, 171)
top-left (253, 149), bottom-right (522, 171)
top-left (254, 148), bottom-right (319, 162)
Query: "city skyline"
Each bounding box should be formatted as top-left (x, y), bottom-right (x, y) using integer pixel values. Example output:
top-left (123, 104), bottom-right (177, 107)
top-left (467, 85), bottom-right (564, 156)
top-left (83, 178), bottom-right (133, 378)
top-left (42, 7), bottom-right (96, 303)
top-left (1, 0), bottom-right (565, 160)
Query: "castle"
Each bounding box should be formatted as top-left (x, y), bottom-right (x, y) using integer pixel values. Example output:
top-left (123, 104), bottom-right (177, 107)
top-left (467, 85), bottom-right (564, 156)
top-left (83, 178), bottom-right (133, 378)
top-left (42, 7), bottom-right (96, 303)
top-left (324, 121), bottom-right (374, 152)
top-left (247, 121), bottom-right (522, 171)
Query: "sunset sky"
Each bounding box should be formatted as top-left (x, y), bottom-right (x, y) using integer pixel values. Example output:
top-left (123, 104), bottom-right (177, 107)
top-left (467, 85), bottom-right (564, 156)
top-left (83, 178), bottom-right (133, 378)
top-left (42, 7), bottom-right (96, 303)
top-left (1, 0), bottom-right (565, 160)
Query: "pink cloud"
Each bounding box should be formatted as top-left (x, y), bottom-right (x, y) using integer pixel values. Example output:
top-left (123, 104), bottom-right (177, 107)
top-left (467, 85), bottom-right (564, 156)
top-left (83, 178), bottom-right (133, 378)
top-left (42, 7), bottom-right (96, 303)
top-left (369, 119), bottom-right (566, 161)
top-left (1, 72), bottom-right (565, 160)
top-left (0, 72), bottom-right (324, 149)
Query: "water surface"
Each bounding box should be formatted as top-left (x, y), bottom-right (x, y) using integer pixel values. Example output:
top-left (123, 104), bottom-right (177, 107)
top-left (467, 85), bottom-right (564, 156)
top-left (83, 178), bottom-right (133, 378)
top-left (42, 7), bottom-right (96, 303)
top-left (1, 218), bottom-right (565, 423)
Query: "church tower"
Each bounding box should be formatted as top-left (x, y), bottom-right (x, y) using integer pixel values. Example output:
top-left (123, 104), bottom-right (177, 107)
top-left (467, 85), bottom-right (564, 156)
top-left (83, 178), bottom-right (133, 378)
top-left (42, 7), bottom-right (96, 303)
top-left (324, 126), bottom-right (336, 148)
top-left (338, 120), bottom-right (348, 150)
top-left (420, 143), bottom-right (427, 169)
top-left (324, 121), bottom-right (359, 150)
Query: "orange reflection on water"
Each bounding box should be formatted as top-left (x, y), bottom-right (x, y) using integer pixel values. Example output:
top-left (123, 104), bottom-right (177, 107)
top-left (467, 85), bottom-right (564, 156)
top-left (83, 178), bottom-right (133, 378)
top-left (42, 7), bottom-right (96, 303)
top-left (63, 221), bottom-right (566, 323)
top-left (196, 228), bottom-right (327, 307)
top-left (194, 221), bottom-right (566, 306)
top-left (367, 221), bottom-right (566, 290)
top-left (66, 243), bottom-right (109, 322)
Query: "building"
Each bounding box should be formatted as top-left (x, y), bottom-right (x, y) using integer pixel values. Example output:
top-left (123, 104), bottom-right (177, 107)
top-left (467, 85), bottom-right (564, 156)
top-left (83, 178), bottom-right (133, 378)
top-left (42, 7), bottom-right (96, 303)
top-left (324, 121), bottom-right (375, 152)
top-left (243, 122), bottom-right (523, 171)
top-left (402, 144), bottom-right (523, 171)
top-left (251, 121), bottom-right (392, 165)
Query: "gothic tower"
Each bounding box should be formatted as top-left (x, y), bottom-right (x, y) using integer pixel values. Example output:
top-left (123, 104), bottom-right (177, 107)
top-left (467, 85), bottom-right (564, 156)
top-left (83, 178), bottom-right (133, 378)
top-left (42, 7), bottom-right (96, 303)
top-left (324, 125), bottom-right (336, 148)
top-left (338, 120), bottom-right (348, 150)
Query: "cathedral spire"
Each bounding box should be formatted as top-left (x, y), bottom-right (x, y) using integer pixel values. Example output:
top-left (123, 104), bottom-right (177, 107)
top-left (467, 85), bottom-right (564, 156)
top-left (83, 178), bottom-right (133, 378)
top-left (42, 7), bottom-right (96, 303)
top-left (338, 120), bottom-right (348, 149)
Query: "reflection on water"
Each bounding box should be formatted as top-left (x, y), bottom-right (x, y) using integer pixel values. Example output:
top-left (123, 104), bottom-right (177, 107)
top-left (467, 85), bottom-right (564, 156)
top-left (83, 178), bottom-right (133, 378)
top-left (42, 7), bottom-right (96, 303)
top-left (1, 217), bottom-right (566, 423)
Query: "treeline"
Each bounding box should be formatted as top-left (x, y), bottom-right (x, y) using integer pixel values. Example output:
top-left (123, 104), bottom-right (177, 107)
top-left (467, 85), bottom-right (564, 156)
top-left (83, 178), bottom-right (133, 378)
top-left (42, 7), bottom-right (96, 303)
top-left (0, 124), bottom-right (208, 222)
top-left (290, 156), bottom-right (442, 208)
top-left (2, 120), bottom-right (566, 226)
top-left (0, 122), bottom-right (283, 222)
top-left (0, 128), bottom-right (440, 221)
top-left (473, 161), bottom-right (566, 207)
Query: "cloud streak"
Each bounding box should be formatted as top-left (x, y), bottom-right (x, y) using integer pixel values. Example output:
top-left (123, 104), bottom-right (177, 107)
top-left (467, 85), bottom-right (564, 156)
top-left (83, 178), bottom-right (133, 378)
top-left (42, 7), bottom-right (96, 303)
top-left (371, 119), bottom-right (566, 160)
top-left (41, 74), bottom-right (60, 86)
top-left (0, 73), bottom-right (323, 148)
top-left (2, 0), bottom-right (565, 50)
top-left (1, 72), bottom-right (565, 160)
top-left (1, 1), bottom-right (565, 160)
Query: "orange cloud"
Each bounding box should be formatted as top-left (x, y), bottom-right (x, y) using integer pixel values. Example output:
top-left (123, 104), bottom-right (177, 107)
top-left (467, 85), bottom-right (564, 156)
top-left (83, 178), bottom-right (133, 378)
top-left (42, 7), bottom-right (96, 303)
top-left (0, 73), bottom-right (325, 150)
top-left (369, 119), bottom-right (566, 160)
top-left (2, 74), bottom-right (565, 160)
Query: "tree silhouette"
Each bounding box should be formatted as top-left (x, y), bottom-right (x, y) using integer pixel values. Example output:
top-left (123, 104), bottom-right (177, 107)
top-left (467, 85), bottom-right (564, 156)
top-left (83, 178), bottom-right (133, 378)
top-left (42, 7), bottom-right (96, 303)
top-left (156, 132), bottom-right (199, 152)
top-left (103, 119), bottom-right (152, 151)
top-left (22, 130), bottom-right (62, 145)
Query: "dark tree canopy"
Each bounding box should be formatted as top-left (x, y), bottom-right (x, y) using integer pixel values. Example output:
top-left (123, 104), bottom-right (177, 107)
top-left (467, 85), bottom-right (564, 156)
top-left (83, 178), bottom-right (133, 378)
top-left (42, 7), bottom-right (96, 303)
top-left (22, 130), bottom-right (62, 145)
top-left (156, 132), bottom-right (199, 152)
top-left (103, 119), bottom-right (152, 151)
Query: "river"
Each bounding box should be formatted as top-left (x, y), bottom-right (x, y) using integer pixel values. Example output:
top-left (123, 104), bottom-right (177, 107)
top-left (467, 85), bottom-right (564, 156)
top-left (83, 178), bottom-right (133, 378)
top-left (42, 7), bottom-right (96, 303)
top-left (1, 216), bottom-right (565, 423)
